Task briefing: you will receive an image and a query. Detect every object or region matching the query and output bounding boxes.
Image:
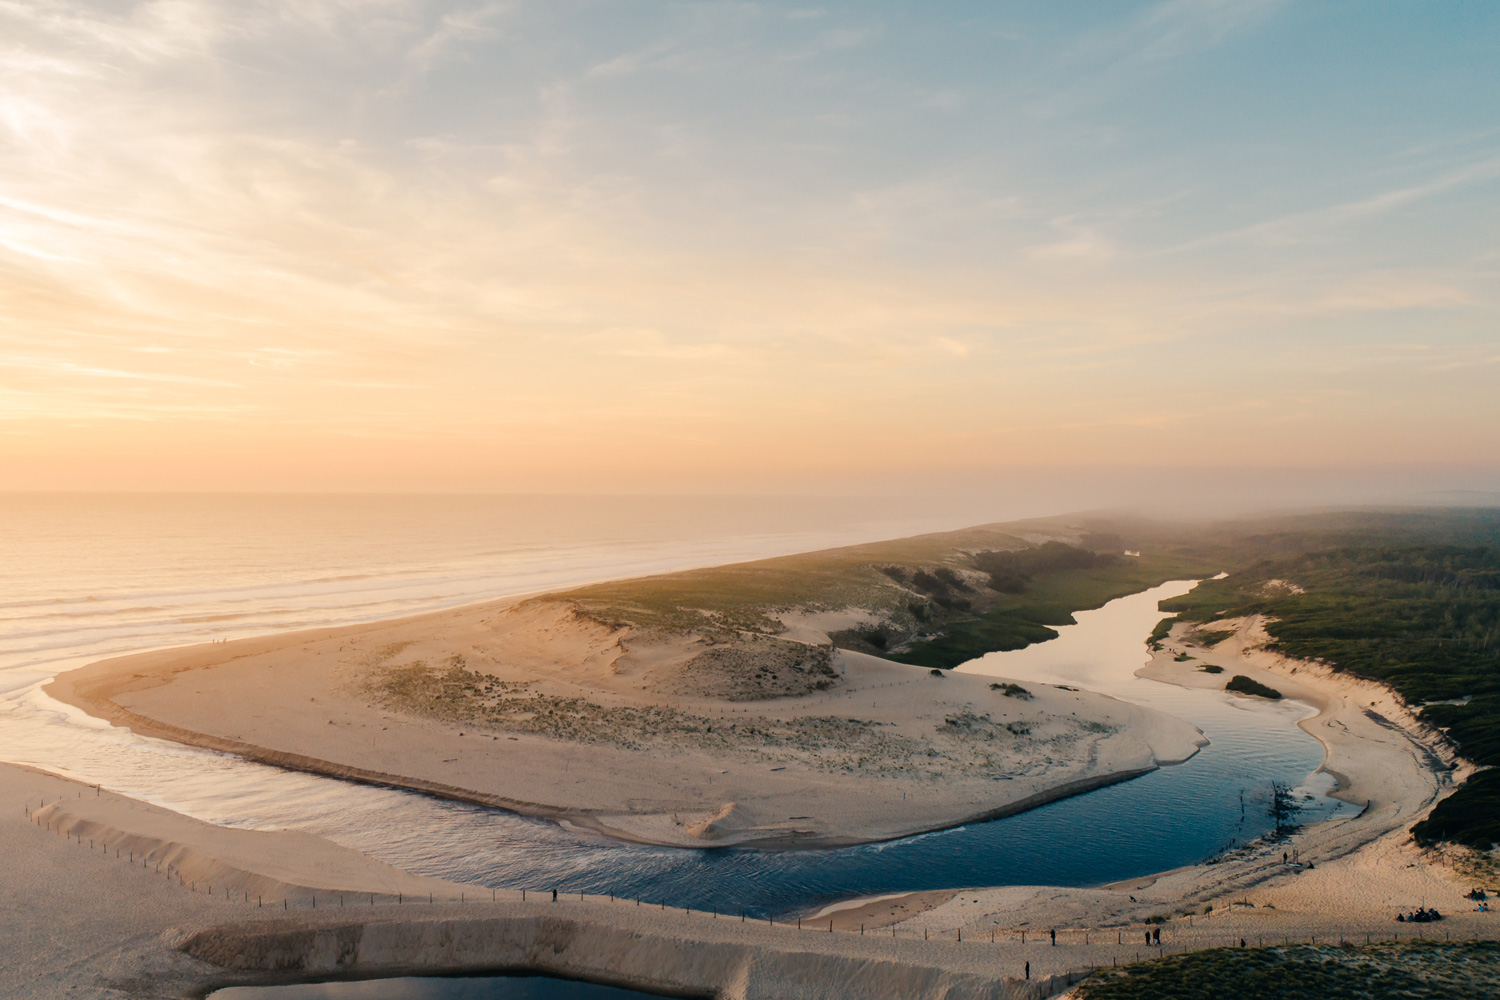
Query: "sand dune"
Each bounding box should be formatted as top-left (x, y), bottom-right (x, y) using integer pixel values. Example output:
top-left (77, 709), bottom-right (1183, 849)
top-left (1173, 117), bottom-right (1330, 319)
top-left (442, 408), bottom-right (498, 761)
top-left (10, 613), bottom-right (1493, 998)
top-left (47, 596), bottom-right (1205, 848)
top-left (868, 616), bottom-right (1484, 945)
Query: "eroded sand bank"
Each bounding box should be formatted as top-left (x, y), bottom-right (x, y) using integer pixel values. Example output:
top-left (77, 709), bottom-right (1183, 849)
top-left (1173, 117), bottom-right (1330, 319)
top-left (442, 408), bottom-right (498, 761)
top-left (2, 763), bottom-right (1091, 1000)
top-left (857, 616), bottom-right (1485, 945)
top-left (12, 614), bottom-right (1494, 999)
top-left (46, 597), bottom-right (1205, 849)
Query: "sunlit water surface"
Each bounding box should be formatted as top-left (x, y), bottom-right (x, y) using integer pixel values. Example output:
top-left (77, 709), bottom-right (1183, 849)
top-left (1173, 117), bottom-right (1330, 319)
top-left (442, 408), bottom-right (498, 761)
top-left (2, 495), bottom-right (1343, 918)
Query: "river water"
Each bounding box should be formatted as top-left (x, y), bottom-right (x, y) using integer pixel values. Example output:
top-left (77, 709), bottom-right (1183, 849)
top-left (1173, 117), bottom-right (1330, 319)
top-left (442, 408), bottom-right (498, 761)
top-left (1, 494), bottom-right (1343, 919)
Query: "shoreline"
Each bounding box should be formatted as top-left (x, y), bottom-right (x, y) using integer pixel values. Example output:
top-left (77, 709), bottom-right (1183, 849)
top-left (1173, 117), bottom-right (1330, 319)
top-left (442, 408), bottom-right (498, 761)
top-left (44, 593), bottom-right (1206, 852)
top-left (857, 613), bottom-right (1472, 939)
top-left (40, 668), bottom-right (1170, 851)
top-left (9, 612), bottom-right (1487, 997)
top-left (6, 744), bottom-right (1487, 1000)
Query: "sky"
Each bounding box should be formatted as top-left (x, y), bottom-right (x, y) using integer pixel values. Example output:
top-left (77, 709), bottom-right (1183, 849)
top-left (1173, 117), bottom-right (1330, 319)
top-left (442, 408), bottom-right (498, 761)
top-left (2, 0), bottom-right (1498, 499)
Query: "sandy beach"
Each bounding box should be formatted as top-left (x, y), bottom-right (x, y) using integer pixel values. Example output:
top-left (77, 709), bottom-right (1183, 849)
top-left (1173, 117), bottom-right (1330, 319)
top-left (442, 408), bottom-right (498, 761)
top-left (860, 615), bottom-right (1486, 945)
top-left (0, 761), bottom-right (1097, 1000)
top-left (46, 596), bottom-right (1205, 850)
top-left (10, 605), bottom-right (1497, 998)
top-left (17, 568), bottom-right (1498, 998)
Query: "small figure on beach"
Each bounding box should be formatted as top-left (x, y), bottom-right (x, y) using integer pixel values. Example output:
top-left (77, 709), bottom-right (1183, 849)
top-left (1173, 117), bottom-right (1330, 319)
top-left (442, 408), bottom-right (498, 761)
top-left (552, 888), bottom-right (557, 902)
top-left (1153, 927), bottom-right (1161, 945)
top-left (1396, 907), bottom-right (1442, 923)
top-left (1144, 930), bottom-right (1151, 944)
top-left (1024, 961), bottom-right (1029, 980)
top-left (1240, 938), bottom-right (1246, 948)
top-left (1050, 928), bottom-right (1056, 946)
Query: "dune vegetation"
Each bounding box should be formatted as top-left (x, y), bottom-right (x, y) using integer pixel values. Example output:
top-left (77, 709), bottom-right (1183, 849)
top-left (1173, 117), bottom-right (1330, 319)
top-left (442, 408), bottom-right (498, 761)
top-left (1158, 513), bottom-right (1500, 849)
top-left (555, 521), bottom-right (1222, 674)
top-left (1073, 941), bottom-right (1500, 1000)
top-left (1226, 674), bottom-right (1282, 699)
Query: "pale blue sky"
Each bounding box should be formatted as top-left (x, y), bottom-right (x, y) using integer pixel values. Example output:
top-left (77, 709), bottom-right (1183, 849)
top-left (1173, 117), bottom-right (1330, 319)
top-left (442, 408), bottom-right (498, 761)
top-left (1, 1), bottom-right (1496, 492)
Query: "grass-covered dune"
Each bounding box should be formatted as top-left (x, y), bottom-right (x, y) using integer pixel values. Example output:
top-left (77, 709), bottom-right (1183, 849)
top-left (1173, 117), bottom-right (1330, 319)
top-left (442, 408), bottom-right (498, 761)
top-left (1073, 941), bottom-right (1500, 1000)
top-left (1157, 509), bottom-right (1500, 849)
top-left (556, 518), bottom-right (1223, 671)
top-left (560, 506), bottom-right (1500, 848)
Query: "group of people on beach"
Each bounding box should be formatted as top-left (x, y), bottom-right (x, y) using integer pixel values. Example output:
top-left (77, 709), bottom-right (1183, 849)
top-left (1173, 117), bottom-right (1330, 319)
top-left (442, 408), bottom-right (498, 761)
top-left (1395, 907), bottom-right (1443, 923)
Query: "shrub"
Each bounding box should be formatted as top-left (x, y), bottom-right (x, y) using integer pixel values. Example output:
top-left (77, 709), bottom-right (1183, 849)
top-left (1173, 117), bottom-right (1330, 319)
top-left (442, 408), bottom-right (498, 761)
top-left (989, 682), bottom-right (1033, 699)
top-left (1226, 675), bottom-right (1282, 699)
top-left (1148, 618), bottom-right (1174, 650)
top-left (932, 566), bottom-right (973, 592)
top-left (971, 541), bottom-right (1119, 594)
top-left (1412, 767), bottom-right (1500, 850)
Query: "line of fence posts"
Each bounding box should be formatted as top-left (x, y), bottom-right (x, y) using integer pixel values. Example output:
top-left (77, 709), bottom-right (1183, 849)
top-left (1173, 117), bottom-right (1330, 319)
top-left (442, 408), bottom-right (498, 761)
top-left (28, 804), bottom-right (1498, 952)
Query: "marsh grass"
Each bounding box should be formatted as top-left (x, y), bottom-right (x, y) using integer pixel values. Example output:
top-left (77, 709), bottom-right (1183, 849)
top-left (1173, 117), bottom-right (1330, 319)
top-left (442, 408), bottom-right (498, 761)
top-left (1226, 675), bottom-right (1282, 699)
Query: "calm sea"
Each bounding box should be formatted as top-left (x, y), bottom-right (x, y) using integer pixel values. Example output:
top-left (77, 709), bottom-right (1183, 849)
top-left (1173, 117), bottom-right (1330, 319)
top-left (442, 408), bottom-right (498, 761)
top-left (0, 492), bottom-right (1009, 690)
top-left (0, 493), bottom-right (1341, 921)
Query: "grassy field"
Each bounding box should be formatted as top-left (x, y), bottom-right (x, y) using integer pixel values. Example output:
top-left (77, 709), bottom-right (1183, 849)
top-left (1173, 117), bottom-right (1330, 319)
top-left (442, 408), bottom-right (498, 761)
top-left (1156, 509), bottom-right (1500, 849)
top-left (555, 518), bottom-right (1225, 671)
top-left (1072, 941), bottom-right (1500, 1000)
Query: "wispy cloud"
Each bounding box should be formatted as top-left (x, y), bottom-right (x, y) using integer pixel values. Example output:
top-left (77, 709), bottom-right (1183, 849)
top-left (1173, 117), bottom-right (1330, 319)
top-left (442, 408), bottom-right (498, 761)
top-left (0, 1), bottom-right (1494, 488)
top-left (1166, 156), bottom-right (1500, 254)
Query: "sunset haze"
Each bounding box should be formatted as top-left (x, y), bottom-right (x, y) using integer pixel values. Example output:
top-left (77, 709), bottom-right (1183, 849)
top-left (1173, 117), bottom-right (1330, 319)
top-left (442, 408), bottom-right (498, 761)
top-left (3, 1), bottom-right (1498, 494)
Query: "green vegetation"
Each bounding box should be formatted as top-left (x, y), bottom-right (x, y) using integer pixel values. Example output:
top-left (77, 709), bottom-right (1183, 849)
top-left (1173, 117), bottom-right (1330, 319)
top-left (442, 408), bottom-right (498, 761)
top-left (559, 517), bottom-right (1222, 673)
top-left (989, 682), bottom-right (1033, 699)
top-left (1412, 767), bottom-right (1500, 851)
top-left (1197, 627), bottom-right (1238, 647)
top-left (553, 507), bottom-right (1500, 845)
top-left (1156, 512), bottom-right (1500, 848)
top-left (1226, 674), bottom-right (1282, 699)
top-left (889, 548), bottom-right (1218, 670)
top-left (1199, 664), bottom-right (1224, 674)
top-left (1174, 652), bottom-right (1196, 662)
top-left (1148, 617), bottom-right (1174, 650)
top-left (1073, 942), bottom-right (1500, 1000)
top-left (970, 540), bottom-right (1118, 593)
top-left (559, 522), bottom-right (1033, 635)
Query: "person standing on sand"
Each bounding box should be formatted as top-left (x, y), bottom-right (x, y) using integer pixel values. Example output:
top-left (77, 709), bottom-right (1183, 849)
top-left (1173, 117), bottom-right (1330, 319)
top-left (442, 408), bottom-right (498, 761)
top-left (552, 888), bottom-right (557, 902)
top-left (1050, 928), bottom-right (1056, 946)
top-left (1024, 961), bottom-right (1029, 980)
